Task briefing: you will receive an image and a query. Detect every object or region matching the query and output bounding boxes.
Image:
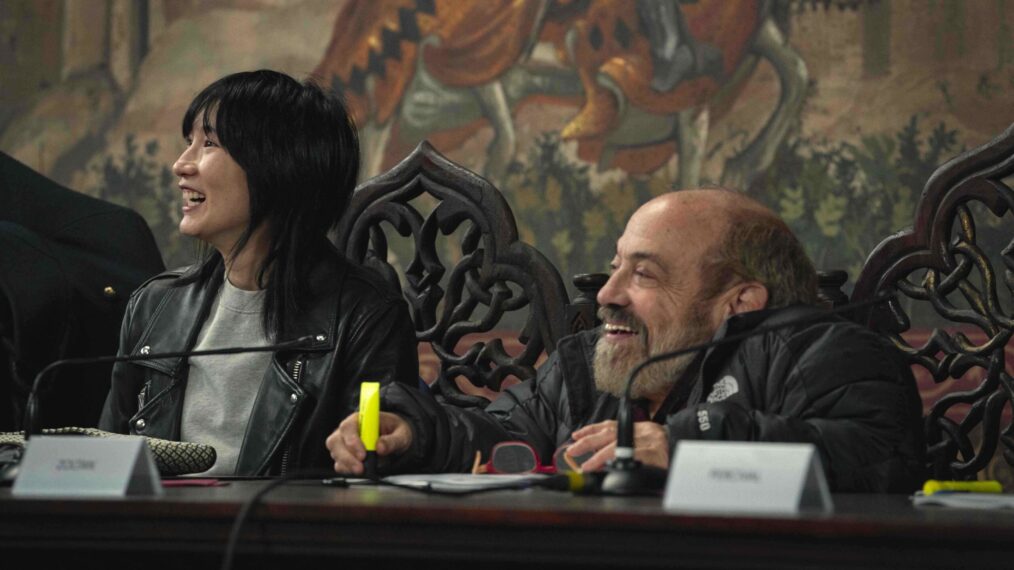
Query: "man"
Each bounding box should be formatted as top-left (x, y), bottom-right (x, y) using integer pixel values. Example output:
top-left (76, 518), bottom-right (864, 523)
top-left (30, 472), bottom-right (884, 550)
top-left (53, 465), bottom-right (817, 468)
top-left (0, 151), bottom-right (165, 431)
top-left (327, 189), bottom-right (925, 492)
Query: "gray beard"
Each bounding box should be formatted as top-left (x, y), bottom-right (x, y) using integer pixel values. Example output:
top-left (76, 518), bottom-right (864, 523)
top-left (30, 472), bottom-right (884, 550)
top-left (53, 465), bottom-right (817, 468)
top-left (592, 310), bottom-right (713, 401)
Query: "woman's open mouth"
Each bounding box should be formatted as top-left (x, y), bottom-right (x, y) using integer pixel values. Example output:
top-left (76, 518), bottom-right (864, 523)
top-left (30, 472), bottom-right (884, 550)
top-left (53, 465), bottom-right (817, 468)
top-left (183, 189), bottom-right (206, 204)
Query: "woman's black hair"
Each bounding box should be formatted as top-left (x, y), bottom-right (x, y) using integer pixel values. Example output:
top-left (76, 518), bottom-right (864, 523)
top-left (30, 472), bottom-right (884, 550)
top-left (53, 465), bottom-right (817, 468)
top-left (177, 69), bottom-right (360, 339)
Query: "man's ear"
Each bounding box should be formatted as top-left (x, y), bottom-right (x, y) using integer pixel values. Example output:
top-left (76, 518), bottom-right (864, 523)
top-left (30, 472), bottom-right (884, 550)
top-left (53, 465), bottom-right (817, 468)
top-left (716, 281), bottom-right (769, 320)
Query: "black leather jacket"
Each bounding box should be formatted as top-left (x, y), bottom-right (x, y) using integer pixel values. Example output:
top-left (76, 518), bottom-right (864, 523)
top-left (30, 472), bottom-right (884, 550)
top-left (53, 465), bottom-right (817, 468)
top-left (384, 305), bottom-right (925, 492)
top-left (98, 247), bottom-right (418, 476)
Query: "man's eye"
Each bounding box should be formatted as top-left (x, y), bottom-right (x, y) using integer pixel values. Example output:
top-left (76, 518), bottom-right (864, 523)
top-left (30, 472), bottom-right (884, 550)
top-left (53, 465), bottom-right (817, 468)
top-left (203, 139), bottom-right (217, 148)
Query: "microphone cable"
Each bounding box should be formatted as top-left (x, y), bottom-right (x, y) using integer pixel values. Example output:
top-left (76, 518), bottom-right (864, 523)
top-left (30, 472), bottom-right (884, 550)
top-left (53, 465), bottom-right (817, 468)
top-left (22, 335), bottom-right (319, 438)
top-left (221, 468), bottom-right (573, 570)
top-left (605, 291), bottom-right (898, 495)
top-left (220, 468), bottom-right (333, 570)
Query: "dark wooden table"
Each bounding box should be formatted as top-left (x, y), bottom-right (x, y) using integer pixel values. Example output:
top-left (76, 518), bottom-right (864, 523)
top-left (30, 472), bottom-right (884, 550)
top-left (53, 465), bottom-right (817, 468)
top-left (2, 480), bottom-right (1012, 569)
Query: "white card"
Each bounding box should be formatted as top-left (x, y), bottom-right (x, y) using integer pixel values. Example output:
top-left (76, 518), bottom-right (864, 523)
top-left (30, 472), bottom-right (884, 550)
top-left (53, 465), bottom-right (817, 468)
top-left (12, 435), bottom-right (163, 498)
top-left (663, 440), bottom-right (832, 514)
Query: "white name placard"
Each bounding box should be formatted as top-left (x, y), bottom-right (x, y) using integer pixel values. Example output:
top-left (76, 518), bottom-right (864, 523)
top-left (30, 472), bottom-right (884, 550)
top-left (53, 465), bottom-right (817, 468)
top-left (12, 435), bottom-right (163, 498)
top-left (663, 441), bottom-right (832, 514)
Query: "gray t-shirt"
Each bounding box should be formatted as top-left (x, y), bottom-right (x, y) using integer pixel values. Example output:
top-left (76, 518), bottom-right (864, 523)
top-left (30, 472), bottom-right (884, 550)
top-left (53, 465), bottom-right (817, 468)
top-left (181, 277), bottom-right (271, 475)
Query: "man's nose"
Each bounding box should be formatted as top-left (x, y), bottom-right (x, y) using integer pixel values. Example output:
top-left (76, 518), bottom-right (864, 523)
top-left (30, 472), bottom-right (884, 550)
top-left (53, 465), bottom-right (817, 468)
top-left (596, 272), bottom-right (628, 308)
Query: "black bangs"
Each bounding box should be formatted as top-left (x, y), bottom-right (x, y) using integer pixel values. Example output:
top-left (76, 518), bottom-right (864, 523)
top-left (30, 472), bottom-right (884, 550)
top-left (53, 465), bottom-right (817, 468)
top-left (181, 86), bottom-right (221, 141)
top-left (181, 72), bottom-right (295, 156)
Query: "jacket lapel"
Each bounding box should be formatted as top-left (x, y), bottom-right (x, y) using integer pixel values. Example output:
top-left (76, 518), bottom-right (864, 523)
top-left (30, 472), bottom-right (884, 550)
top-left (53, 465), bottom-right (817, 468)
top-left (129, 277), bottom-right (217, 375)
top-left (127, 275), bottom-right (218, 440)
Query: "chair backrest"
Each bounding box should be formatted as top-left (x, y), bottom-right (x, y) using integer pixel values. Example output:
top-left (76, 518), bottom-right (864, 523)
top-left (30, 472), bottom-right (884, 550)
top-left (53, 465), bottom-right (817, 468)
top-left (850, 122), bottom-right (1014, 481)
top-left (336, 132), bottom-right (1014, 482)
top-left (333, 141), bottom-right (597, 406)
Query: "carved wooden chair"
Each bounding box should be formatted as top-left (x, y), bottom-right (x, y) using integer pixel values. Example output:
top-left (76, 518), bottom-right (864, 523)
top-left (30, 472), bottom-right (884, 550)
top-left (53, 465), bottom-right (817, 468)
top-left (333, 142), bottom-right (601, 407)
top-left (847, 122), bottom-right (1014, 482)
top-left (338, 127), bottom-right (1014, 484)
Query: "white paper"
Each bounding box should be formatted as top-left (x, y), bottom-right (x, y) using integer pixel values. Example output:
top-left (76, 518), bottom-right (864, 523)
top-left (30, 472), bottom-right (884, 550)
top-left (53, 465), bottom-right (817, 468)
top-left (912, 491), bottom-right (1014, 509)
top-left (383, 473), bottom-right (545, 493)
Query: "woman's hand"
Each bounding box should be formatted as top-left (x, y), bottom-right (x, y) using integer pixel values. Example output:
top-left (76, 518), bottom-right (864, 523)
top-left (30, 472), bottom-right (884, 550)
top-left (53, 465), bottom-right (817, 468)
top-left (325, 411), bottom-right (413, 475)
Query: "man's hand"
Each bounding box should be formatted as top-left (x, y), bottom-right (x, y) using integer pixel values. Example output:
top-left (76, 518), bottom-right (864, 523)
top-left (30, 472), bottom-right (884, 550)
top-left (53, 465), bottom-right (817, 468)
top-left (325, 411), bottom-right (413, 475)
top-left (566, 420), bottom-right (671, 472)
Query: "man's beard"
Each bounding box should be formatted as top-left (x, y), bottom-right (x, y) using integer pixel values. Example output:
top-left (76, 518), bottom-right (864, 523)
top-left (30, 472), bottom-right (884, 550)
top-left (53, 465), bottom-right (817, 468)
top-left (593, 302), bottom-right (714, 401)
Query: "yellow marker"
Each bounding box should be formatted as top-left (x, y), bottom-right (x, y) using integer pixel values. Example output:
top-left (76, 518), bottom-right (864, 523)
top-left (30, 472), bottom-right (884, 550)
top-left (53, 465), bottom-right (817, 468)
top-left (923, 479), bottom-right (1003, 495)
top-left (358, 382), bottom-right (380, 479)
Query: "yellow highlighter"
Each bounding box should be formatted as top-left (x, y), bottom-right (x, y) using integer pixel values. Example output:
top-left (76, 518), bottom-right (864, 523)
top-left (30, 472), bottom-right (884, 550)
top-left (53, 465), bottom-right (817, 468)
top-left (923, 479), bottom-right (1003, 496)
top-left (359, 382), bottom-right (381, 480)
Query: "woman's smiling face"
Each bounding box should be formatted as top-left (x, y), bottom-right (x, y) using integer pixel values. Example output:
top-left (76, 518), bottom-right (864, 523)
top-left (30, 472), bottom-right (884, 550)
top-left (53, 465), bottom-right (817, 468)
top-left (172, 115), bottom-right (252, 255)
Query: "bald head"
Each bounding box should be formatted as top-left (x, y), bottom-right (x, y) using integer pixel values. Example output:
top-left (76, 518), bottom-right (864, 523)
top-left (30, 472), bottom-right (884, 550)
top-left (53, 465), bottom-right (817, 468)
top-left (631, 189), bottom-right (770, 250)
top-left (623, 191), bottom-right (727, 267)
top-left (630, 188), bottom-right (818, 309)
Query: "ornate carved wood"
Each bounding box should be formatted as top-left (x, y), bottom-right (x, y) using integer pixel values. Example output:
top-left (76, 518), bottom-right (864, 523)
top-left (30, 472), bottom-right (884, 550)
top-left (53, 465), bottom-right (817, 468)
top-left (568, 273), bottom-right (607, 332)
top-left (851, 122), bottom-right (1014, 480)
top-left (333, 141), bottom-right (573, 407)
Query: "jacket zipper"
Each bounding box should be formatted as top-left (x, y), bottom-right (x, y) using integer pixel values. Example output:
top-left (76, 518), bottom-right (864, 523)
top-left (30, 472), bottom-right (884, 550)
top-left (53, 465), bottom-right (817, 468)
top-left (137, 383), bottom-right (149, 410)
top-left (279, 357), bottom-right (304, 476)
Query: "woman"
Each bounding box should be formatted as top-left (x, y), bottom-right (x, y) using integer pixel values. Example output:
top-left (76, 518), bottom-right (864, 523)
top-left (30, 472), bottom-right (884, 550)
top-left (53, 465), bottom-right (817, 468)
top-left (99, 70), bottom-right (418, 476)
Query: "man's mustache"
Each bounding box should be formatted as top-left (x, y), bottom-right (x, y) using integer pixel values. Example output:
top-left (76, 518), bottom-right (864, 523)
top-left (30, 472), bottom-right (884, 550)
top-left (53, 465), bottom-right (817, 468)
top-left (597, 305), bottom-right (647, 337)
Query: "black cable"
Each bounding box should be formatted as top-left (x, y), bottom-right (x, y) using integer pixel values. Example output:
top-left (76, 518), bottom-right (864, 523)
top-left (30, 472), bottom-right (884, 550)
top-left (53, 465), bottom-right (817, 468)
top-left (23, 335), bottom-right (317, 437)
top-left (220, 469), bottom-right (590, 570)
top-left (221, 470), bottom-right (541, 570)
top-left (616, 291), bottom-right (897, 451)
top-left (219, 469), bottom-right (332, 570)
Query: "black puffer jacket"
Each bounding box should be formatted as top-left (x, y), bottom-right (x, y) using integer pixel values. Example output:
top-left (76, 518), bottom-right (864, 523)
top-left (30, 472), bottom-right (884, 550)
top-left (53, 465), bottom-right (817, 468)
top-left (99, 246), bottom-right (419, 476)
top-left (384, 305), bottom-right (925, 492)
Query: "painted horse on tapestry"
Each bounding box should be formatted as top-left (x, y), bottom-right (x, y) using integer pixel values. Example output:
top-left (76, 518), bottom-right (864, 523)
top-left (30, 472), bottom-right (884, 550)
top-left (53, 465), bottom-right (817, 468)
top-left (313, 0), bottom-right (807, 189)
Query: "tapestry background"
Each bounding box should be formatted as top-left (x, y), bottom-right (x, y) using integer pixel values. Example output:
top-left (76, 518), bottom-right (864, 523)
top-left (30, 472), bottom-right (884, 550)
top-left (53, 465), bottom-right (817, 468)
top-left (1, 0), bottom-right (1012, 299)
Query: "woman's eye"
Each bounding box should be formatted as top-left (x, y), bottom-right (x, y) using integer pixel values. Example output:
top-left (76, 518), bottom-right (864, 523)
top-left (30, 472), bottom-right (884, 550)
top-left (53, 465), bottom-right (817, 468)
top-left (203, 139), bottom-right (217, 148)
